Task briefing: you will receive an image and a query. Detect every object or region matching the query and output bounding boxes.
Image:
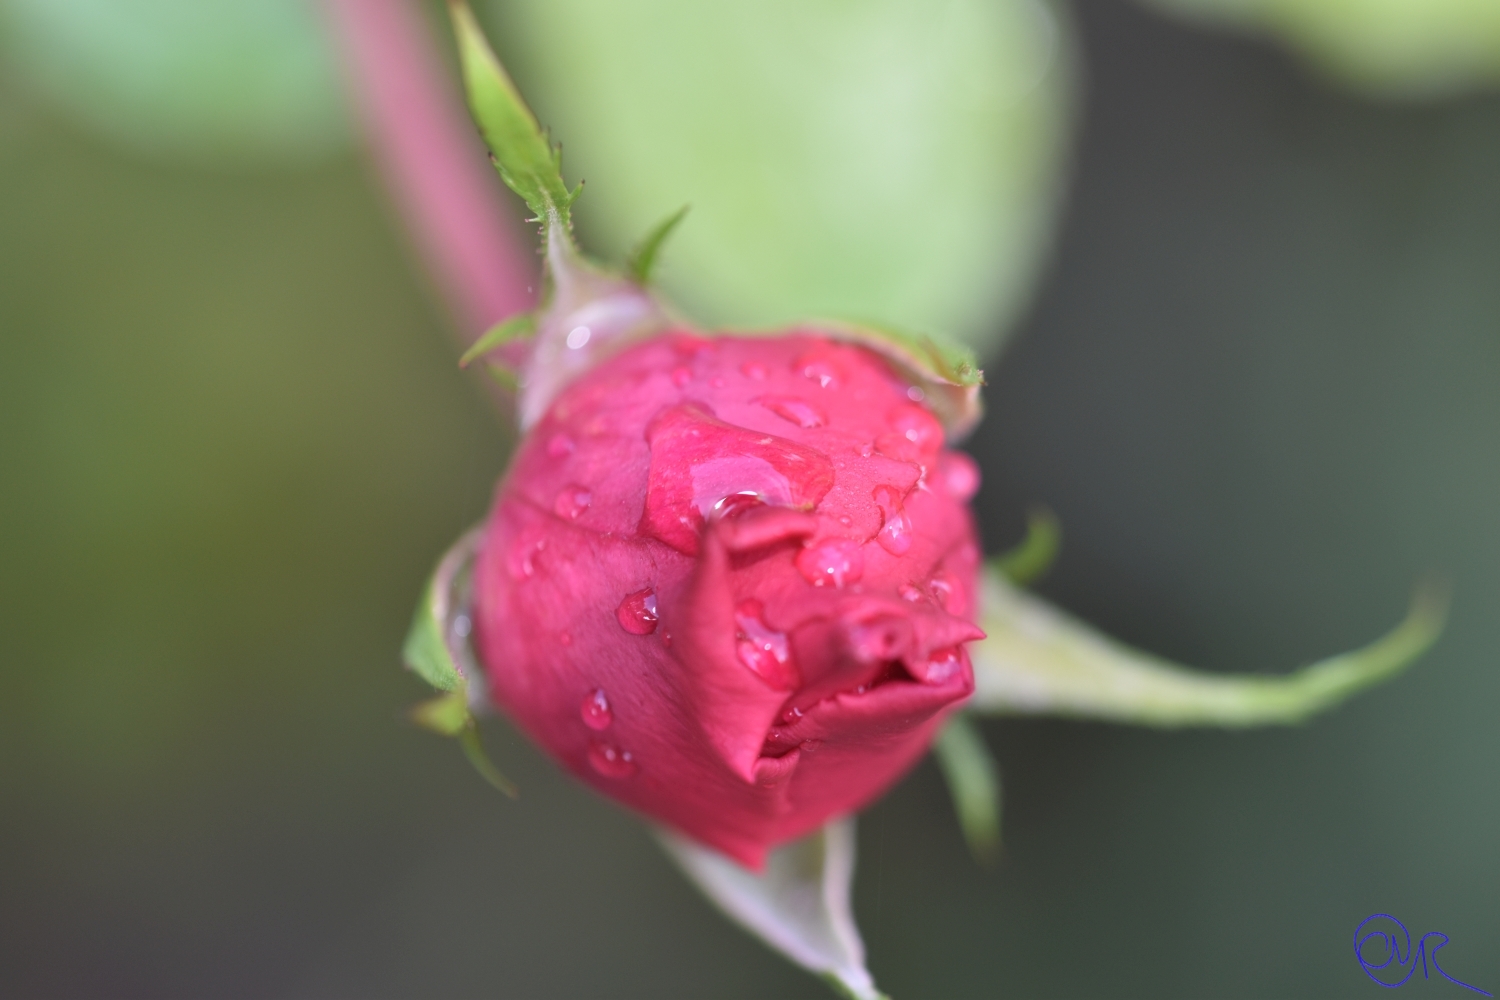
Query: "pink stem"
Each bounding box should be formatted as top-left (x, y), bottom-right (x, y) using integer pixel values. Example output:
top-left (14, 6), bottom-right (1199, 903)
top-left (322, 0), bottom-right (535, 338)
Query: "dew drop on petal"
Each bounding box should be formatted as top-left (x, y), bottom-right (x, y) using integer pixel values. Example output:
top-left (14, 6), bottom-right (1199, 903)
top-left (507, 535), bottom-right (546, 580)
top-left (800, 361), bottom-right (840, 389)
top-left (799, 739), bottom-right (823, 752)
top-left (452, 614), bottom-right (472, 638)
top-left (565, 325), bottom-right (591, 350)
top-left (755, 395), bottom-right (826, 429)
top-left (928, 572), bottom-right (955, 610)
top-left (559, 631), bottom-right (573, 647)
top-left (581, 688), bottom-right (613, 730)
top-left (922, 647), bottom-right (964, 684)
top-left (872, 485), bottom-right (914, 555)
top-left (553, 484), bottom-right (592, 520)
top-left (741, 361), bottom-right (767, 380)
top-left (734, 599), bottom-right (800, 690)
top-left (616, 589), bottom-right (659, 635)
top-left (858, 441), bottom-right (874, 458)
top-left (711, 491), bottom-right (765, 519)
top-left (671, 366), bottom-right (693, 387)
top-left (899, 582), bottom-right (924, 602)
top-left (796, 538), bottom-right (865, 588)
top-left (547, 433), bottom-right (575, 458)
top-left (588, 741), bottom-right (637, 778)
top-left (780, 705), bottom-right (804, 724)
top-left (907, 385), bottom-right (926, 402)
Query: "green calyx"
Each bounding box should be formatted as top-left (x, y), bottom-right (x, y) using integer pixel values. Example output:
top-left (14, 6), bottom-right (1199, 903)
top-left (403, 527), bottom-right (518, 798)
top-left (449, 1), bottom-right (580, 234)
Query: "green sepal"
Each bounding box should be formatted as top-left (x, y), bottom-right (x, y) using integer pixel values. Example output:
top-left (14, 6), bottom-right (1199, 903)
top-left (458, 723), bottom-right (519, 798)
top-left (970, 568), bottom-right (1449, 727)
top-left (658, 819), bottom-right (885, 1000)
top-left (625, 205), bottom-right (690, 284)
top-left (448, 1), bottom-right (580, 230)
top-left (459, 312), bottom-right (536, 369)
top-left (814, 319), bottom-right (984, 438)
top-left (994, 507), bottom-right (1060, 587)
top-left (412, 689), bottom-right (470, 735)
top-left (403, 528), bottom-right (518, 797)
top-left (932, 714), bottom-right (1002, 866)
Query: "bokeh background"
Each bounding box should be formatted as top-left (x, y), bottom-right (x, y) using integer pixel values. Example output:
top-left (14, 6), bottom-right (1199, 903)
top-left (2, 0), bottom-right (1497, 997)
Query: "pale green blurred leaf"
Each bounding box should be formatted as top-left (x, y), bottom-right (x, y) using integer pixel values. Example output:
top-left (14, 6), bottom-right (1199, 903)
top-left (1143, 0), bottom-right (1500, 98)
top-left (0, 0), bottom-right (348, 162)
top-left (658, 819), bottom-right (885, 1000)
top-left (932, 714), bottom-right (1002, 865)
top-left (484, 0), bottom-right (1075, 356)
top-left (993, 507), bottom-right (1060, 586)
top-left (970, 566), bottom-right (1447, 725)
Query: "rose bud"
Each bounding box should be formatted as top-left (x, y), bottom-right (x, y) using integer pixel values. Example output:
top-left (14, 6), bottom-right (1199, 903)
top-left (375, 2), bottom-right (994, 873)
top-left (471, 329), bottom-right (986, 866)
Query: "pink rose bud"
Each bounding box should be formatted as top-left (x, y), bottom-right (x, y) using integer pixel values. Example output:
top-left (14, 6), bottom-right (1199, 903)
top-left (471, 330), bottom-right (985, 868)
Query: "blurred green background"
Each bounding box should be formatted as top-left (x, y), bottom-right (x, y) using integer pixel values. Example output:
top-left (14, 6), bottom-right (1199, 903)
top-left (1, 1), bottom-right (1497, 997)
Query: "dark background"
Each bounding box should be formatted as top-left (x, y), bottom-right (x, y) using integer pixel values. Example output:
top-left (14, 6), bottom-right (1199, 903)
top-left (2, 0), bottom-right (1496, 996)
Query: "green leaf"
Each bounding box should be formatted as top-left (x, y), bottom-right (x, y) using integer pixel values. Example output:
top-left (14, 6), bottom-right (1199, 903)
top-left (458, 312), bottom-right (535, 368)
top-left (932, 714), bottom-right (1002, 865)
top-left (994, 507), bottom-right (1060, 587)
top-left (968, 568), bottom-right (1449, 726)
top-left (624, 205), bottom-right (690, 284)
top-left (658, 820), bottom-right (886, 1000)
top-left (401, 528), bottom-right (482, 692)
top-left (447, 1), bottom-right (579, 229)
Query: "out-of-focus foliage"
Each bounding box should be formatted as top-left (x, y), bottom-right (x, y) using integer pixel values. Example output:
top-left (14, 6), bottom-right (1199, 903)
top-left (0, 0), bottom-right (348, 162)
top-left (1142, 0), bottom-right (1500, 98)
top-left (484, 0), bottom-right (1075, 356)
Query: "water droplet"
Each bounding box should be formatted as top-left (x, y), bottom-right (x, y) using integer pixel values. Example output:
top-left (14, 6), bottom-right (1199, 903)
top-left (559, 631), bottom-right (573, 646)
top-left (452, 614), bottom-right (472, 638)
top-left (547, 433), bottom-right (575, 458)
top-left (671, 366), bottom-right (692, 387)
top-left (734, 599), bottom-right (800, 690)
top-left (616, 589), bottom-right (659, 635)
top-left (755, 395), bottom-right (826, 429)
top-left (799, 739), bottom-right (823, 752)
top-left (858, 442), bottom-right (874, 458)
top-left (780, 705), bottom-right (804, 724)
top-left (711, 491), bottom-right (764, 519)
top-left (799, 360), bottom-right (840, 389)
top-left (839, 515), bottom-right (852, 526)
top-left (872, 485), bottom-right (914, 555)
top-left (922, 648), bottom-right (964, 684)
top-left (507, 535), bottom-right (546, 580)
top-left (641, 405), bottom-right (835, 554)
top-left (553, 484), bottom-right (592, 520)
top-left (936, 451), bottom-right (981, 501)
top-left (876, 404), bottom-right (944, 462)
top-left (907, 385), bottom-right (926, 402)
top-left (899, 583), bottom-right (924, 602)
top-left (928, 572), bottom-right (955, 610)
top-left (796, 538), bottom-right (865, 588)
top-left (741, 361), bottom-right (767, 380)
top-left (566, 325), bottom-right (592, 350)
top-left (581, 688), bottom-right (612, 730)
top-left (588, 741), bottom-right (637, 778)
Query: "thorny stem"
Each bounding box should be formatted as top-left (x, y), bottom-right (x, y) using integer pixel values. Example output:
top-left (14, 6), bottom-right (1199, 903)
top-left (322, 0), bottom-right (535, 338)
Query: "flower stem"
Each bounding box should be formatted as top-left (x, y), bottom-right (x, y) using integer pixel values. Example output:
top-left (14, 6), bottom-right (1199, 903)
top-left (322, 0), bottom-right (535, 338)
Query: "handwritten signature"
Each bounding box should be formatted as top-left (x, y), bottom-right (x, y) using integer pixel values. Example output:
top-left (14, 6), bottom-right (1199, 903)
top-left (1355, 914), bottom-right (1491, 995)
